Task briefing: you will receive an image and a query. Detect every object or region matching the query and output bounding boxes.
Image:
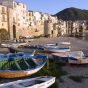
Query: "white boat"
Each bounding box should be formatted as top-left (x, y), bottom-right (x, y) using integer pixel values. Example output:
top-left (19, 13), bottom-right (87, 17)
top-left (44, 47), bottom-right (70, 53)
top-left (37, 43), bottom-right (70, 53)
top-left (52, 52), bottom-right (69, 63)
top-left (43, 43), bottom-right (58, 49)
top-left (1, 43), bottom-right (27, 48)
top-left (60, 42), bottom-right (71, 45)
top-left (52, 51), bottom-right (88, 64)
top-left (46, 43), bottom-right (57, 46)
top-left (68, 51), bottom-right (88, 64)
top-left (0, 76), bottom-right (55, 88)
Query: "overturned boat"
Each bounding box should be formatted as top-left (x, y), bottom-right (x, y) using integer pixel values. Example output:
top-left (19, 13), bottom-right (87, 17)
top-left (0, 53), bottom-right (47, 78)
top-left (0, 76), bottom-right (55, 88)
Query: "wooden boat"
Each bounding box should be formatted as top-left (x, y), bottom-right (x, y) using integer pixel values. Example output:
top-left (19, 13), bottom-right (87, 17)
top-left (52, 51), bottom-right (88, 64)
top-left (0, 53), bottom-right (47, 78)
top-left (37, 43), bottom-right (60, 50)
top-left (0, 76), bottom-right (55, 88)
top-left (52, 52), bottom-right (69, 63)
top-left (68, 51), bottom-right (88, 64)
top-left (1, 43), bottom-right (27, 48)
top-left (44, 47), bottom-right (70, 53)
top-left (60, 42), bottom-right (71, 45)
top-left (37, 43), bottom-right (71, 53)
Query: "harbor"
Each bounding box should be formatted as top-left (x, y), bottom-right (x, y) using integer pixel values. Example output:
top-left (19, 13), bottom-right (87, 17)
top-left (0, 0), bottom-right (88, 87)
top-left (0, 37), bottom-right (88, 88)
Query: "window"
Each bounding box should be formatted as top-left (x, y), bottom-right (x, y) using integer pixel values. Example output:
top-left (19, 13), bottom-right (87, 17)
top-left (23, 17), bottom-right (25, 19)
top-left (17, 3), bottom-right (19, 5)
top-left (23, 4), bottom-right (25, 8)
top-left (29, 23), bottom-right (31, 26)
top-left (2, 15), bottom-right (7, 22)
top-left (35, 29), bottom-right (38, 32)
top-left (29, 13), bottom-right (32, 16)
top-left (2, 7), bottom-right (5, 13)
top-left (29, 18), bottom-right (31, 21)
top-left (14, 3), bottom-right (16, 8)
top-left (2, 23), bottom-right (4, 26)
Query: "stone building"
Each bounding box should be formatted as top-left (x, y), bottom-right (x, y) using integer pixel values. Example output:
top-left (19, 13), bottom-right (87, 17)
top-left (65, 20), bottom-right (87, 37)
top-left (59, 20), bottom-right (88, 37)
top-left (0, 0), bottom-right (58, 41)
top-left (0, 0), bottom-right (28, 40)
top-left (0, 5), bottom-right (9, 40)
top-left (44, 16), bottom-right (58, 37)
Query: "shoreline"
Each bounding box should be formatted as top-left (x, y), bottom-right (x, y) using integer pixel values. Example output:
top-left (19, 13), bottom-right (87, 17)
top-left (0, 37), bottom-right (88, 88)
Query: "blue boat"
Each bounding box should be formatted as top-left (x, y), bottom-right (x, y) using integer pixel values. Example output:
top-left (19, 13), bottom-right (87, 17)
top-left (0, 52), bottom-right (47, 78)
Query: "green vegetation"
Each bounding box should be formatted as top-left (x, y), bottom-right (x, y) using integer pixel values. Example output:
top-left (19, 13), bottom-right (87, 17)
top-left (69, 76), bottom-right (83, 82)
top-left (55, 7), bottom-right (88, 21)
top-left (29, 59), bottom-right (67, 88)
top-left (30, 59), bottom-right (68, 78)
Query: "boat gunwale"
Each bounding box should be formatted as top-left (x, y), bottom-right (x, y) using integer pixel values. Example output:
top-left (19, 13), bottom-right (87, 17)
top-left (0, 60), bottom-right (47, 72)
top-left (0, 76), bottom-right (55, 87)
top-left (0, 56), bottom-right (47, 72)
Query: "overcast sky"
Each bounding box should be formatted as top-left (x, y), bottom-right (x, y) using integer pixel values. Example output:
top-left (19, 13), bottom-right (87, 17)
top-left (16, 0), bottom-right (88, 14)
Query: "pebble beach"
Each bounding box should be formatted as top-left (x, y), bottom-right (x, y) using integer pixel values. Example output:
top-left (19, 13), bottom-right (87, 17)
top-left (29, 37), bottom-right (88, 88)
top-left (1, 37), bottom-right (88, 88)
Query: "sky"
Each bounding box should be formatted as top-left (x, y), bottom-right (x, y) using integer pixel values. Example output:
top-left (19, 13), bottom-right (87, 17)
top-left (16, 0), bottom-right (88, 15)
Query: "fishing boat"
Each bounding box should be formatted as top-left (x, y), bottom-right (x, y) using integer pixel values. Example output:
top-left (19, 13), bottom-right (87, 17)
top-left (0, 53), bottom-right (47, 78)
top-left (52, 52), bottom-right (69, 63)
top-left (36, 43), bottom-right (57, 50)
top-left (1, 43), bottom-right (27, 48)
top-left (0, 76), bottom-right (55, 88)
top-left (68, 51), bottom-right (88, 64)
top-left (52, 51), bottom-right (88, 64)
top-left (44, 47), bottom-right (70, 53)
top-left (37, 42), bottom-right (71, 53)
top-left (60, 42), bottom-right (71, 45)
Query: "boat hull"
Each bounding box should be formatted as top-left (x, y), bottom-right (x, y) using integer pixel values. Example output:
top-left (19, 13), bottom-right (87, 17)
top-left (44, 48), bottom-right (70, 54)
top-left (0, 64), bottom-right (44, 78)
top-left (0, 76), bottom-right (55, 88)
top-left (68, 58), bottom-right (88, 65)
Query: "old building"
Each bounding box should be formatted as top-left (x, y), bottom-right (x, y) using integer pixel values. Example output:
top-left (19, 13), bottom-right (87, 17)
top-left (44, 16), bottom-right (58, 37)
top-left (0, 5), bottom-right (8, 41)
top-left (0, 0), bottom-right (59, 41)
